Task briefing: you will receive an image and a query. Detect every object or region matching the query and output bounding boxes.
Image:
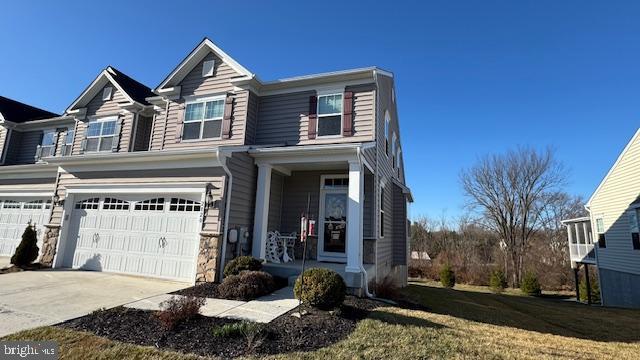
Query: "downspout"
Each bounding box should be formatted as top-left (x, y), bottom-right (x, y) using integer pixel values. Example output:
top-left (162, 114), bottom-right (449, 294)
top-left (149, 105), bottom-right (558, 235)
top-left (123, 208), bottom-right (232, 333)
top-left (356, 146), bottom-right (374, 298)
top-left (218, 149), bottom-right (233, 282)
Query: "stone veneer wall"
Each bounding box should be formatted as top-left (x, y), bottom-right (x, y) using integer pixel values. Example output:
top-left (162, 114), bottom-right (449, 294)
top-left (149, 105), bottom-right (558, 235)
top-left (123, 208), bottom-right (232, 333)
top-left (40, 225), bottom-right (60, 266)
top-left (196, 233), bottom-right (222, 283)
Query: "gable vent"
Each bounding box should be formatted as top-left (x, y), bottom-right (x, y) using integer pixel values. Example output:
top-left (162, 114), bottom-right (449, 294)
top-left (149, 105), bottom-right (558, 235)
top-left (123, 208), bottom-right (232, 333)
top-left (202, 59), bottom-right (215, 77)
top-left (102, 86), bottom-right (113, 101)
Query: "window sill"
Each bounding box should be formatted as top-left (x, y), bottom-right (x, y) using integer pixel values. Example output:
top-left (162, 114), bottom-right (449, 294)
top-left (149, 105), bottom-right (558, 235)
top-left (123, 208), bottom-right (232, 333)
top-left (316, 135), bottom-right (343, 139)
top-left (179, 137), bottom-right (223, 143)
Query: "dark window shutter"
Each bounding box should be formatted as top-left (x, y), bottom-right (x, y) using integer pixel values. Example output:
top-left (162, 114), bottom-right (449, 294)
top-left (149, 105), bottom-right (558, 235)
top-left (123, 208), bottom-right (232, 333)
top-left (308, 95), bottom-right (318, 139)
top-left (222, 95), bottom-right (233, 139)
top-left (79, 123), bottom-right (88, 154)
top-left (175, 103), bottom-right (185, 141)
top-left (111, 117), bottom-right (123, 152)
top-left (342, 91), bottom-right (353, 136)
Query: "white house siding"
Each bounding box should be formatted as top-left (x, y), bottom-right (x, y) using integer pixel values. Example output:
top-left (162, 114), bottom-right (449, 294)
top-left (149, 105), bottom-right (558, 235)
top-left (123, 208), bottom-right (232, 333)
top-left (150, 52), bottom-right (248, 151)
top-left (589, 130), bottom-right (640, 277)
top-left (255, 84), bottom-right (376, 146)
top-left (5, 130), bottom-right (42, 165)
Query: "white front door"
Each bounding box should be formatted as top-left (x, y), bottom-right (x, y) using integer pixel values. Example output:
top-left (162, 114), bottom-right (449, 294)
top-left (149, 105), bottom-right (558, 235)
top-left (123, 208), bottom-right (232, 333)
top-left (0, 198), bottom-right (51, 256)
top-left (64, 195), bottom-right (201, 282)
top-left (318, 175), bottom-right (348, 262)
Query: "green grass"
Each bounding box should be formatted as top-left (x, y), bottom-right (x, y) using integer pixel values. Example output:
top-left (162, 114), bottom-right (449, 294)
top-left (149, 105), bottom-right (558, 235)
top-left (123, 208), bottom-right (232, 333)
top-left (4, 280), bottom-right (640, 359)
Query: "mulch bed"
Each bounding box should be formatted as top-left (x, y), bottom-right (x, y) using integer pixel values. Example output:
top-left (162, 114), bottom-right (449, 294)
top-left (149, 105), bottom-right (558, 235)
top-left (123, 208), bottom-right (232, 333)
top-left (0, 263), bottom-right (47, 275)
top-left (172, 276), bottom-right (289, 301)
top-left (59, 296), bottom-right (384, 358)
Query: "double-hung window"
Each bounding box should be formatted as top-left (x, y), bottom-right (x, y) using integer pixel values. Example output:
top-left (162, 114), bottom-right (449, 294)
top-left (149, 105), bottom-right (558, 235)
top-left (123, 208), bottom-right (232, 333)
top-left (86, 117), bottom-right (117, 152)
top-left (40, 130), bottom-right (56, 158)
top-left (183, 97), bottom-right (224, 140)
top-left (63, 129), bottom-right (74, 156)
top-left (595, 216), bottom-right (606, 248)
top-left (317, 93), bottom-right (342, 137)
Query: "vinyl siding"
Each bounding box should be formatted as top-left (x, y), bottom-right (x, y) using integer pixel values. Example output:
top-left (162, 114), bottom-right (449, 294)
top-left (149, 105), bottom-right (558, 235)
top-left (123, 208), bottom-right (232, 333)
top-left (589, 130), bottom-right (640, 276)
top-left (72, 83), bottom-right (133, 155)
top-left (375, 74), bottom-right (409, 284)
top-left (363, 173), bottom-right (374, 238)
top-left (392, 182), bottom-right (408, 265)
top-left (268, 172), bottom-right (284, 231)
top-left (226, 152), bottom-right (257, 232)
top-left (5, 130), bottom-right (41, 165)
top-left (150, 52), bottom-right (248, 150)
top-left (50, 168), bottom-right (226, 234)
top-left (255, 84), bottom-right (375, 146)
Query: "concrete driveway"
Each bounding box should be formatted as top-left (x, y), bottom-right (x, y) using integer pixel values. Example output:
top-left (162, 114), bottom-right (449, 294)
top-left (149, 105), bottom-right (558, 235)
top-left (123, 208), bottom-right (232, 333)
top-left (0, 269), bottom-right (190, 337)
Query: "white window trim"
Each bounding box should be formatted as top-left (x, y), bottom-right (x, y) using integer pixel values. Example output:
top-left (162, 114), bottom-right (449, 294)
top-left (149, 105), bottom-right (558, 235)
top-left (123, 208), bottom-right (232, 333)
top-left (316, 92), bottom-right (344, 139)
top-left (182, 95), bottom-right (226, 141)
top-left (102, 87), bottom-right (113, 101)
top-left (595, 215), bottom-right (605, 234)
top-left (202, 59), bottom-right (215, 77)
top-left (86, 116), bottom-right (118, 152)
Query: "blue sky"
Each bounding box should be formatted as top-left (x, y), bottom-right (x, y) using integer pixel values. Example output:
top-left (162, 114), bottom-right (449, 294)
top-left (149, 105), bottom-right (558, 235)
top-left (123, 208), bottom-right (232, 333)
top-left (1, 1), bottom-right (639, 219)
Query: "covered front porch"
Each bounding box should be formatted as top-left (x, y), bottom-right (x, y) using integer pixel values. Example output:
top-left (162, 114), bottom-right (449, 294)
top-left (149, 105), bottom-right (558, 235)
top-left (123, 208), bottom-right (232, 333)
top-left (249, 144), bottom-right (376, 290)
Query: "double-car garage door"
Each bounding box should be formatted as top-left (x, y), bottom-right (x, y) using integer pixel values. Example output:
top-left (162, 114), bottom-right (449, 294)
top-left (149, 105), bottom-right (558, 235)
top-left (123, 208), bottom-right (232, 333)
top-left (0, 198), bottom-right (51, 256)
top-left (62, 195), bottom-right (202, 282)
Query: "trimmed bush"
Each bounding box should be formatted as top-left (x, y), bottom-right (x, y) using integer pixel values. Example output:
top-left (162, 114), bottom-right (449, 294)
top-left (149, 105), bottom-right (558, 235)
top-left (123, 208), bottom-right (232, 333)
top-left (11, 222), bottom-right (39, 267)
top-left (224, 256), bottom-right (262, 277)
top-left (439, 264), bottom-right (455, 288)
top-left (489, 269), bottom-right (508, 293)
top-left (294, 268), bottom-right (346, 309)
top-left (218, 270), bottom-right (275, 301)
top-left (520, 272), bottom-right (541, 296)
top-left (579, 277), bottom-right (601, 303)
top-left (212, 321), bottom-right (263, 338)
top-left (155, 295), bottom-right (205, 331)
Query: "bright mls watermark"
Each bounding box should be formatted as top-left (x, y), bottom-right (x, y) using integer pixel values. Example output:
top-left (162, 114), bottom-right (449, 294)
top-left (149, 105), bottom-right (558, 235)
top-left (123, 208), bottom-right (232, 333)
top-left (0, 342), bottom-right (58, 359)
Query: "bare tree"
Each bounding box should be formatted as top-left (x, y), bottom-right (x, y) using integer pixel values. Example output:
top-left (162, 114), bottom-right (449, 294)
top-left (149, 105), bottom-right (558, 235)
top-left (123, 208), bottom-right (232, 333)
top-left (460, 147), bottom-right (565, 286)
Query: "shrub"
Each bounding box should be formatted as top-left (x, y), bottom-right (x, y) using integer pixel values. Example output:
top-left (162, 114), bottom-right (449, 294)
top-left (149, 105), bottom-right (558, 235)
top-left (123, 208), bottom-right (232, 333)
top-left (155, 295), bottom-right (205, 331)
top-left (520, 272), bottom-right (541, 296)
top-left (489, 269), bottom-right (508, 293)
top-left (224, 256), bottom-right (262, 277)
top-left (374, 276), bottom-right (400, 300)
top-left (439, 264), bottom-right (455, 288)
top-left (218, 271), bottom-right (275, 301)
top-left (579, 277), bottom-right (601, 303)
top-left (11, 222), bottom-right (39, 267)
top-left (212, 321), bottom-right (263, 338)
top-left (294, 268), bottom-right (346, 309)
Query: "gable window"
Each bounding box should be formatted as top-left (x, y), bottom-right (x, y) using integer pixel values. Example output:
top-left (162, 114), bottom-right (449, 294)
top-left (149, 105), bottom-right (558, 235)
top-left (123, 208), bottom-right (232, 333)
top-left (317, 93), bottom-right (342, 137)
top-left (183, 97), bottom-right (224, 140)
top-left (40, 130), bottom-right (56, 158)
top-left (595, 216), bottom-right (606, 248)
top-left (380, 185), bottom-right (385, 237)
top-left (86, 117), bottom-right (117, 152)
top-left (102, 87), bottom-right (113, 101)
top-left (202, 59), bottom-right (215, 77)
top-left (384, 111), bottom-right (390, 155)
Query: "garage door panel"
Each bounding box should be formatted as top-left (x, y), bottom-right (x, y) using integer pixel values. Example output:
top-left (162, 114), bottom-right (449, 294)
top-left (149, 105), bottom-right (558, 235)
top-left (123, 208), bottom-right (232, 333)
top-left (0, 199), bottom-right (51, 257)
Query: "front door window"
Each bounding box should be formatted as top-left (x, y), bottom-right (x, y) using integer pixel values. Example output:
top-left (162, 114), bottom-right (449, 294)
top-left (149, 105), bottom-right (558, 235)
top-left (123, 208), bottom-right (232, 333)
top-left (323, 193), bottom-right (347, 253)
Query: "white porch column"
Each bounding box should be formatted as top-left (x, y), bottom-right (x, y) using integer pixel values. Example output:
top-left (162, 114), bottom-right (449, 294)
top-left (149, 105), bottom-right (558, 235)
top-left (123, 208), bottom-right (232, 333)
top-left (252, 164), bottom-right (272, 260)
top-left (346, 160), bottom-right (363, 273)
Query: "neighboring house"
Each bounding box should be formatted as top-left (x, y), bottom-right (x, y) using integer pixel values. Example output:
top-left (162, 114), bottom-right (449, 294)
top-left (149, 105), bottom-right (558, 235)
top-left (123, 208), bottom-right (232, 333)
top-left (0, 38), bottom-right (412, 294)
top-left (563, 129), bottom-right (640, 308)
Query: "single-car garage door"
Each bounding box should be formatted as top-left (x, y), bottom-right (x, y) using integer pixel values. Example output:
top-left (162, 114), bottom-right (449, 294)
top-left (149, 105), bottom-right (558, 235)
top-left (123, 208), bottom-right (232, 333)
top-left (0, 198), bottom-right (51, 256)
top-left (63, 195), bottom-right (202, 282)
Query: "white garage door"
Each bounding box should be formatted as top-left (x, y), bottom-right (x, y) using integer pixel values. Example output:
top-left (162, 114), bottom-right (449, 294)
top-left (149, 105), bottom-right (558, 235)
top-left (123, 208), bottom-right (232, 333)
top-left (64, 196), bottom-right (202, 282)
top-left (0, 198), bottom-right (51, 256)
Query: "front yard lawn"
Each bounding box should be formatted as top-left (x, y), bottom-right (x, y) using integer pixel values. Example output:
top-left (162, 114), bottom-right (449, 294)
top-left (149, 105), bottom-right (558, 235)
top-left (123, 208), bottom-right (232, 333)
top-left (4, 280), bottom-right (640, 359)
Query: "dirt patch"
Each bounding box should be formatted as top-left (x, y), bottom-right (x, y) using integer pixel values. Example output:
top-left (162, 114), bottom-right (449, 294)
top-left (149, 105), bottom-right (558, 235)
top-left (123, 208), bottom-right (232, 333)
top-left (0, 263), bottom-right (47, 275)
top-left (172, 276), bottom-right (289, 301)
top-left (59, 296), bottom-right (383, 358)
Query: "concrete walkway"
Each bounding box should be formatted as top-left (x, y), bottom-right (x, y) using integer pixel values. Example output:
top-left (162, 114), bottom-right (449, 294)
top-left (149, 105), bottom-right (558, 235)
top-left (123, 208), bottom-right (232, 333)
top-left (0, 256), bottom-right (10, 269)
top-left (0, 270), bottom-right (189, 337)
top-left (125, 286), bottom-right (299, 323)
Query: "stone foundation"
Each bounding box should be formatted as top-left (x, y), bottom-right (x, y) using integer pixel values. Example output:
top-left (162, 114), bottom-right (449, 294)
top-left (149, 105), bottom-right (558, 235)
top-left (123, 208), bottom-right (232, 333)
top-left (39, 225), bottom-right (60, 267)
top-left (196, 233), bottom-right (222, 283)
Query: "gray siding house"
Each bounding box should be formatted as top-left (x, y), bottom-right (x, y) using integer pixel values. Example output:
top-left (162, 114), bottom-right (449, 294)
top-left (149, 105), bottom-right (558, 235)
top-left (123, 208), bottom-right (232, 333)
top-left (564, 129), bottom-right (640, 308)
top-left (0, 38), bottom-right (412, 294)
